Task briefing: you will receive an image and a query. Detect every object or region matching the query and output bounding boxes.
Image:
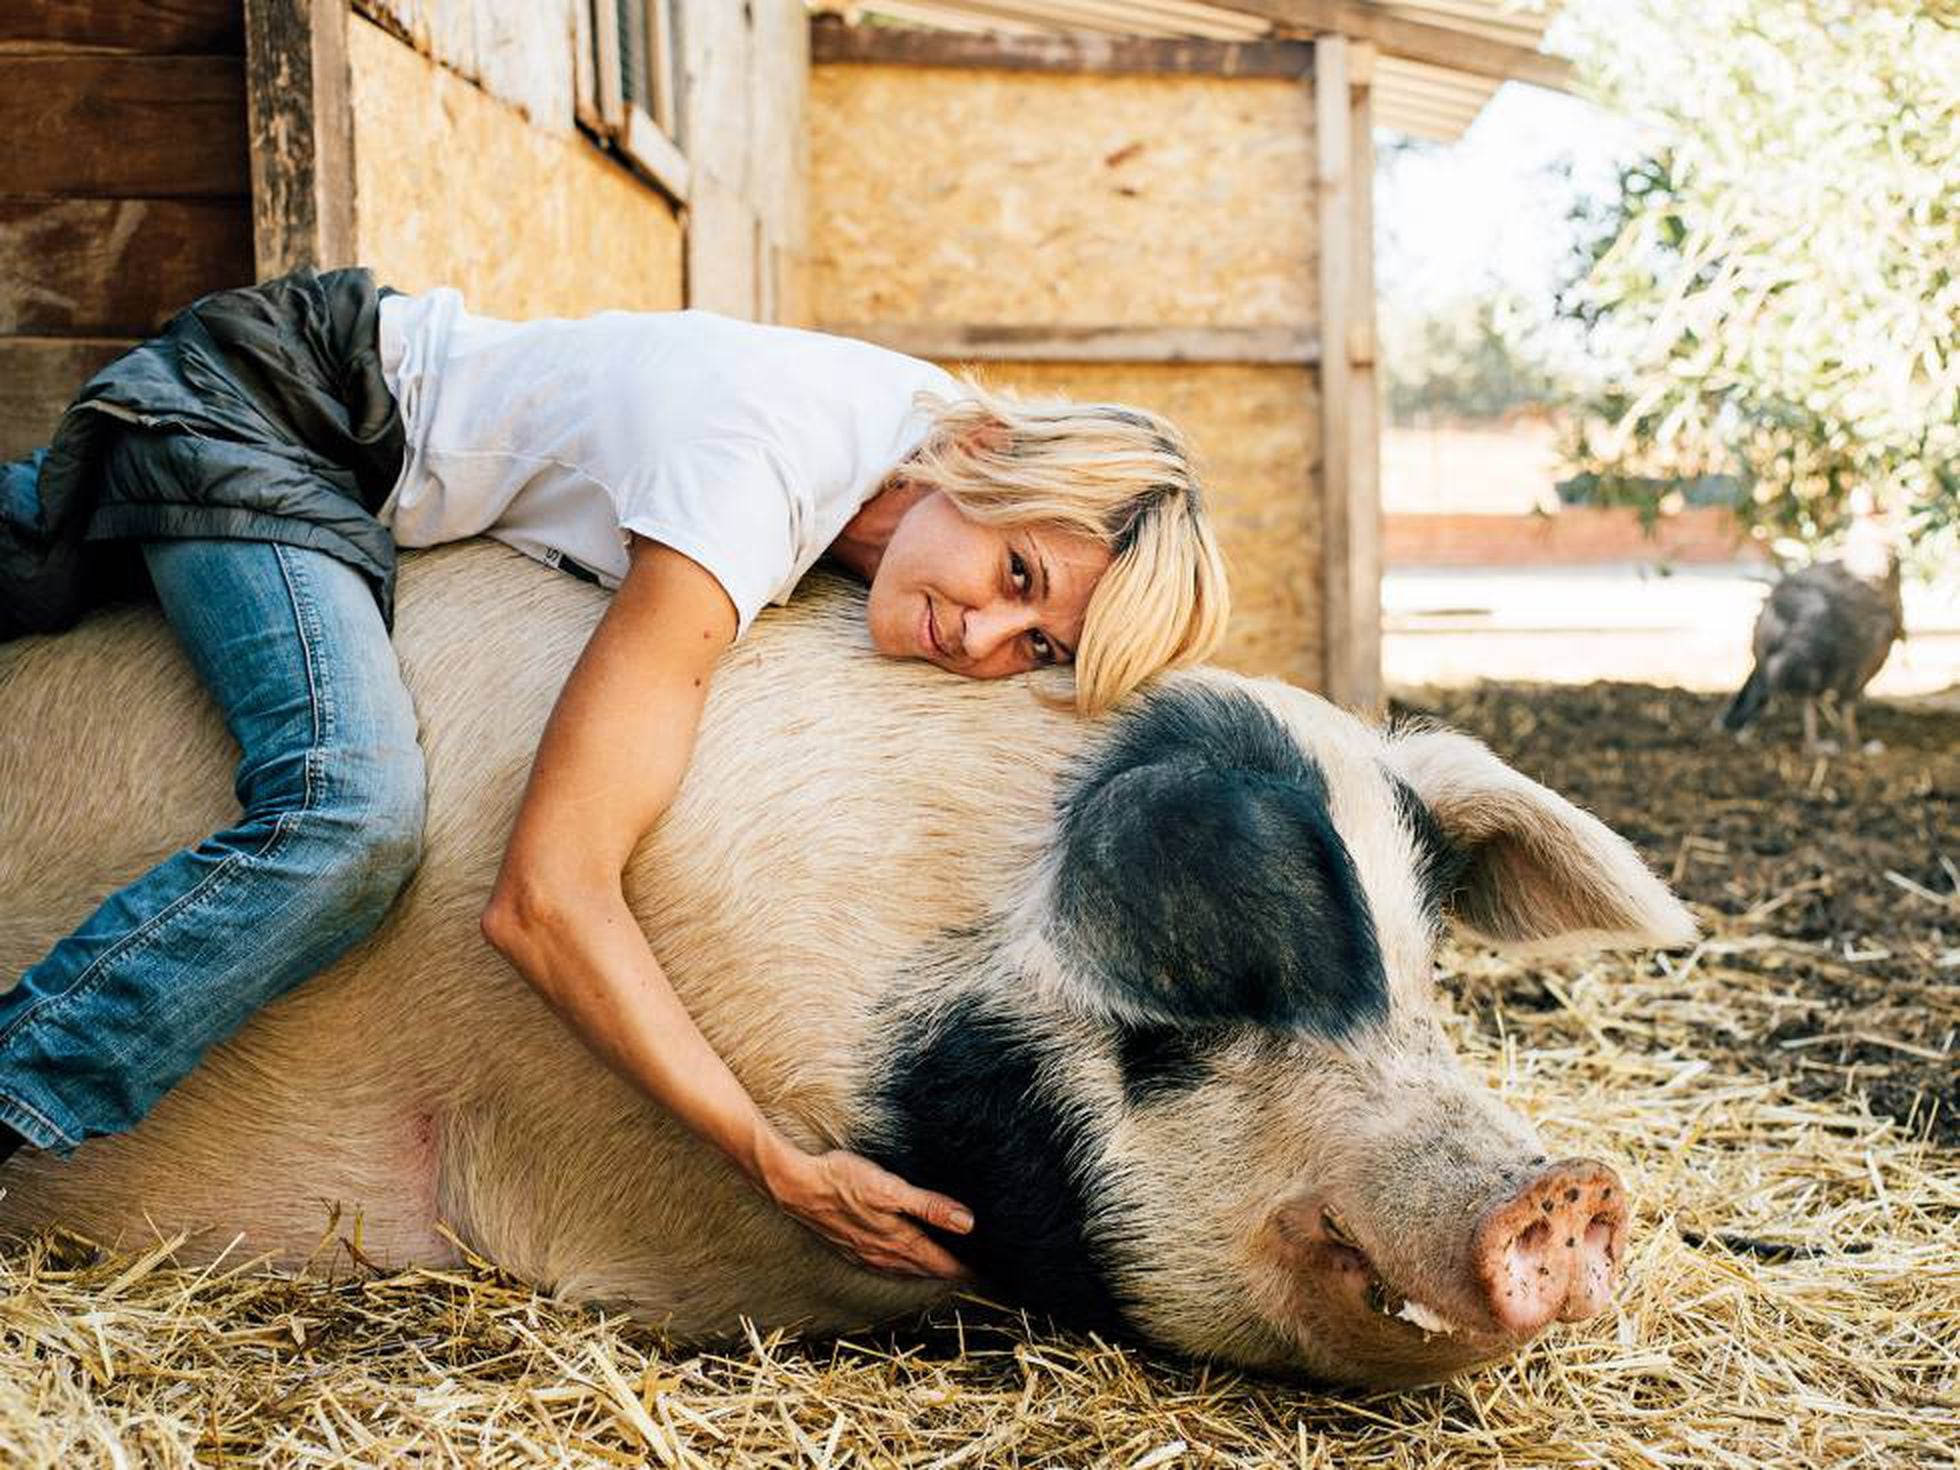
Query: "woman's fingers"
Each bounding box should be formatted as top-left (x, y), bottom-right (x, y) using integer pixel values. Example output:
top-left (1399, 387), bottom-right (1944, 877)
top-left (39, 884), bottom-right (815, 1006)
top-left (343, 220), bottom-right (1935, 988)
top-left (901, 1184), bottom-right (976, 1236)
top-left (852, 1219), bottom-right (973, 1280)
top-left (885, 1228), bottom-right (974, 1281)
top-left (781, 1149), bottom-right (979, 1279)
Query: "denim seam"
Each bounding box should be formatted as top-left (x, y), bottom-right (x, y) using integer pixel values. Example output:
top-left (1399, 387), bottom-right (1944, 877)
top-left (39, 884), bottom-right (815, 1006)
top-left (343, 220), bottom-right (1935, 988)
top-left (274, 542), bottom-right (334, 808)
top-left (0, 1090), bottom-right (78, 1152)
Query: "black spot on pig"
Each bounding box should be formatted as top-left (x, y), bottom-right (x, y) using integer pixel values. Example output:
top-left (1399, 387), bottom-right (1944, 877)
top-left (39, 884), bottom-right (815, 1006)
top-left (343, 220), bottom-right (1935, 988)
top-left (1052, 688), bottom-right (1388, 1039)
top-left (1114, 1022), bottom-right (1224, 1105)
top-left (865, 993), bottom-right (1126, 1333)
top-left (1389, 773), bottom-right (1469, 924)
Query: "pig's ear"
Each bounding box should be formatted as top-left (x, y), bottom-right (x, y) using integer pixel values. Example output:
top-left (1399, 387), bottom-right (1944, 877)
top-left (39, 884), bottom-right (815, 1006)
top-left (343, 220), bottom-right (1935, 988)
top-left (1045, 757), bottom-right (1391, 1037)
top-left (1387, 727), bottom-right (1696, 951)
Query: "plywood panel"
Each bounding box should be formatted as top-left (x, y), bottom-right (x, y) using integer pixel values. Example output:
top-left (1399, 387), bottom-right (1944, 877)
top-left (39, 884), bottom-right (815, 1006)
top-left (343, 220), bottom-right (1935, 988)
top-left (942, 361), bottom-right (1323, 688)
top-left (809, 65), bottom-right (1316, 330)
top-left (347, 16), bottom-right (683, 319)
top-left (0, 338), bottom-right (131, 461)
top-left (0, 200), bottom-right (251, 336)
top-left (360, 0), bottom-right (577, 134)
top-left (0, 57), bottom-right (247, 198)
top-left (0, 0), bottom-right (242, 53)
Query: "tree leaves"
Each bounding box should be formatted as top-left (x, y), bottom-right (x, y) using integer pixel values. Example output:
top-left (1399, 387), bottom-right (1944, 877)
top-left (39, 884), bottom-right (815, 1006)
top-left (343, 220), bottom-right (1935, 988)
top-left (1556, 0), bottom-right (1959, 561)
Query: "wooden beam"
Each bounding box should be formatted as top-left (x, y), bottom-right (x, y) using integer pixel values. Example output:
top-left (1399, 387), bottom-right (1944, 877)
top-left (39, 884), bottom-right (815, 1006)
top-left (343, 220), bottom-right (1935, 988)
top-left (1203, 0), bottom-right (1572, 92)
top-left (243, 0), bottom-right (355, 279)
top-left (0, 57), bottom-right (246, 197)
top-left (810, 14), bottom-right (1314, 79)
top-left (815, 322), bottom-right (1321, 365)
top-left (0, 338), bottom-right (133, 461)
top-left (0, 0), bottom-right (242, 54)
top-left (0, 200), bottom-right (252, 336)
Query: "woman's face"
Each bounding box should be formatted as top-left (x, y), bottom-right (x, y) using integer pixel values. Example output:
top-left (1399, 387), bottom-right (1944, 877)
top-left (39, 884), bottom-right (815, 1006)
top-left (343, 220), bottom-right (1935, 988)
top-left (865, 491), bottom-right (1111, 681)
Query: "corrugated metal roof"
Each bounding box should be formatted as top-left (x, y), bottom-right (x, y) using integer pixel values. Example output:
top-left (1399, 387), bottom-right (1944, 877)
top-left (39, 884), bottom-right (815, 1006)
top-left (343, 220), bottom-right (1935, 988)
top-left (809, 1), bottom-right (1562, 141)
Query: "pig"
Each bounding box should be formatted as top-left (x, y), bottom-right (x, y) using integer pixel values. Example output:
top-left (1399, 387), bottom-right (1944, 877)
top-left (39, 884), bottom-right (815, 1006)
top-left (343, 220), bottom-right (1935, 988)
top-left (0, 540), bottom-right (1694, 1388)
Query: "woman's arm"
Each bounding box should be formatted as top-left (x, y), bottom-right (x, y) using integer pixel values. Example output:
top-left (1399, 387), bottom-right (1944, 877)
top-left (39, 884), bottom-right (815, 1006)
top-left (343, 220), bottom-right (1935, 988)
top-left (480, 535), bottom-right (973, 1279)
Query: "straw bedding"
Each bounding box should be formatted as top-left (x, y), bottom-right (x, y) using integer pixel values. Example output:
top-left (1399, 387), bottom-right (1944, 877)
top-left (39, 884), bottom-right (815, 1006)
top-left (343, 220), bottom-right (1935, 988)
top-left (2, 682), bottom-right (1953, 1467)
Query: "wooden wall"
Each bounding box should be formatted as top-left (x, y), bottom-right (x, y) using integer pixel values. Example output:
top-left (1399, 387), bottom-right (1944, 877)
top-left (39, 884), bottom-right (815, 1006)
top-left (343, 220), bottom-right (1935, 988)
top-left (0, 1), bottom-right (254, 460)
top-left (350, 0), bottom-right (806, 324)
top-left (809, 44), bottom-right (1343, 691)
top-left (344, 0), bottom-right (682, 316)
top-left (681, 0), bottom-right (811, 324)
top-left (347, 11), bottom-right (685, 317)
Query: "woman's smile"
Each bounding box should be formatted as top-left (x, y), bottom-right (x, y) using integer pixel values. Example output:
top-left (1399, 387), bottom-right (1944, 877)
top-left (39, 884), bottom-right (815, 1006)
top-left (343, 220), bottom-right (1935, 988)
top-left (920, 596), bottom-right (950, 660)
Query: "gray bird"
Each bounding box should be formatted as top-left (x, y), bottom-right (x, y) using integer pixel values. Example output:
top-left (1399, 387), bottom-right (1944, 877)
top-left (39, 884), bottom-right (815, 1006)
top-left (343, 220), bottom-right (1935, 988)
top-left (1721, 506), bottom-right (1903, 752)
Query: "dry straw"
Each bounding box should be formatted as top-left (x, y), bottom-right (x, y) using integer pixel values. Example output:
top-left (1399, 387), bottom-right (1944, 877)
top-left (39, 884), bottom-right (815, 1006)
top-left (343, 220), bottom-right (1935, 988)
top-left (2, 687), bottom-right (1955, 1467)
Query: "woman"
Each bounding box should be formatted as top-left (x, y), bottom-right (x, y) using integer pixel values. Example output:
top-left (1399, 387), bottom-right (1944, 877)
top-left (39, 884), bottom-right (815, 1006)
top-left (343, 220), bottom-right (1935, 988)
top-left (0, 267), bottom-right (1229, 1281)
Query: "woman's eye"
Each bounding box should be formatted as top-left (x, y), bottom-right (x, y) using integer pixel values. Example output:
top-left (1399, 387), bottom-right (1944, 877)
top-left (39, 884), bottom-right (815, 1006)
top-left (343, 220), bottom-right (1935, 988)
top-left (1009, 551), bottom-right (1030, 593)
top-left (1029, 630), bottom-right (1054, 665)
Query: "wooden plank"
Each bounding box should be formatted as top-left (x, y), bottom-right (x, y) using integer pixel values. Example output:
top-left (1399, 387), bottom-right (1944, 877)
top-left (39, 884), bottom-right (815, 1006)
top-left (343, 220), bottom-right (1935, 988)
top-left (1343, 48), bottom-right (1382, 713)
top-left (244, 0), bottom-right (354, 277)
top-left (1203, 0), bottom-right (1573, 92)
top-left (816, 322), bottom-right (1321, 365)
top-left (623, 106), bottom-right (692, 205)
top-left (810, 14), bottom-right (1314, 79)
top-left (0, 57), bottom-right (247, 198)
top-left (0, 0), bottom-right (242, 54)
top-left (0, 337), bottom-right (132, 461)
top-left (1314, 34), bottom-right (1355, 705)
top-left (0, 199), bottom-right (252, 336)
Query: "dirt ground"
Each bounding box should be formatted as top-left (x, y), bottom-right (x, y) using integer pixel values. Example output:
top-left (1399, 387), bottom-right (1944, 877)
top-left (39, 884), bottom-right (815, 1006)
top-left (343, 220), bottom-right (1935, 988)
top-left (1398, 681), bottom-right (1958, 1147)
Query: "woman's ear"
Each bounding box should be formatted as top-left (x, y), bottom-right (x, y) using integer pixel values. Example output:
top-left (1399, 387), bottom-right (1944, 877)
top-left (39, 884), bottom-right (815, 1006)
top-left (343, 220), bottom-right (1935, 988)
top-left (954, 417), bottom-right (1012, 458)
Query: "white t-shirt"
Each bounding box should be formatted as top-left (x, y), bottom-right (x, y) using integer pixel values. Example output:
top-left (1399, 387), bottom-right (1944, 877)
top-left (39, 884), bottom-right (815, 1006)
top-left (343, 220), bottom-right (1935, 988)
top-left (375, 291), bottom-right (960, 634)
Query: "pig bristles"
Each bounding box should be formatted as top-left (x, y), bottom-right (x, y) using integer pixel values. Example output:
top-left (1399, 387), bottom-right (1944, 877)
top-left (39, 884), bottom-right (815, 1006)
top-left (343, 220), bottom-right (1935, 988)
top-left (0, 898), bottom-right (1950, 1469)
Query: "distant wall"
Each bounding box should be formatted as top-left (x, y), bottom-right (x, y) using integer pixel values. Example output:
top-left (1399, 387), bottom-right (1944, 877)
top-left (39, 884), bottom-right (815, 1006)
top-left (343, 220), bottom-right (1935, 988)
top-left (1386, 509), bottom-right (1759, 568)
top-left (809, 61), bottom-right (1326, 687)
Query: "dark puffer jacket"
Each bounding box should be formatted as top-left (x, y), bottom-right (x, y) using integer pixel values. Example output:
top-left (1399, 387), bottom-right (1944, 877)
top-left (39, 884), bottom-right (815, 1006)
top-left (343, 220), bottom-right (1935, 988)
top-left (0, 267), bottom-right (405, 642)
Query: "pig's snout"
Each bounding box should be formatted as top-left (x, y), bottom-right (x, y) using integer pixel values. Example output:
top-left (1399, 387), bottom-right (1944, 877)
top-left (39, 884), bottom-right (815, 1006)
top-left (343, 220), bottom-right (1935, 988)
top-left (1472, 1159), bottom-right (1628, 1335)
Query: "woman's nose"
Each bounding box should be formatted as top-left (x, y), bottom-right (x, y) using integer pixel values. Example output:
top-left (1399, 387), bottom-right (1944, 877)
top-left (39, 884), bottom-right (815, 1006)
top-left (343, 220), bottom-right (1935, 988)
top-left (960, 601), bottom-right (1035, 662)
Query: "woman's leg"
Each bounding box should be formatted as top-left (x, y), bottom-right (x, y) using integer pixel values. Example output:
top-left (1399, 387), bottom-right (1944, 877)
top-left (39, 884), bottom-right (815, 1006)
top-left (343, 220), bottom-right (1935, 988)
top-left (0, 537), bottom-right (426, 1156)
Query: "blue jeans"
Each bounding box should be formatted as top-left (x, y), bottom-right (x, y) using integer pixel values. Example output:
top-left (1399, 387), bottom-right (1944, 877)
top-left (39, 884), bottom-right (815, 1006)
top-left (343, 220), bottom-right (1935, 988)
top-left (0, 536), bottom-right (426, 1155)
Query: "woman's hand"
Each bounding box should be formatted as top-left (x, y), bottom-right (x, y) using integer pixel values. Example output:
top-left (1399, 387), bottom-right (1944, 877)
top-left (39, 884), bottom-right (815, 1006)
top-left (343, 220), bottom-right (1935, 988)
top-left (762, 1145), bottom-right (976, 1280)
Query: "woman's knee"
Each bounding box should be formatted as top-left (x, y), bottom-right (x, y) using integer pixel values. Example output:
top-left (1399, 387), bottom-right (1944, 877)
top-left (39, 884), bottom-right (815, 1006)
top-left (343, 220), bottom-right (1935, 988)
top-left (296, 739), bottom-right (429, 920)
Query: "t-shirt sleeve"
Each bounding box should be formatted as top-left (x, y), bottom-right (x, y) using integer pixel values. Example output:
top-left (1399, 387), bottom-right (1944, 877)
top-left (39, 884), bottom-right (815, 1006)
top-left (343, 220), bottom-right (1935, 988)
top-left (613, 437), bottom-right (797, 638)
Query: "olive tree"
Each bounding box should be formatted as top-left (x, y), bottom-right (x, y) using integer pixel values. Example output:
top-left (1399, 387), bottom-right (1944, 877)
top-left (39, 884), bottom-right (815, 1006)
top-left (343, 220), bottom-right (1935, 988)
top-left (1556, 0), bottom-right (1957, 557)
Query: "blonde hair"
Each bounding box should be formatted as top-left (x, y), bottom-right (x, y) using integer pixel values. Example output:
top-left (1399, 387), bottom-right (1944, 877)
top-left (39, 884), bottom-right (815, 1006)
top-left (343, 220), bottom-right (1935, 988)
top-left (904, 378), bottom-right (1231, 715)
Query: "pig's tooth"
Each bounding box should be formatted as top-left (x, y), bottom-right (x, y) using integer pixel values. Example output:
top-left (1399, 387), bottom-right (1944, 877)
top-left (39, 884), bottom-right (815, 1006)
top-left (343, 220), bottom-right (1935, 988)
top-left (1394, 1299), bottom-right (1458, 1337)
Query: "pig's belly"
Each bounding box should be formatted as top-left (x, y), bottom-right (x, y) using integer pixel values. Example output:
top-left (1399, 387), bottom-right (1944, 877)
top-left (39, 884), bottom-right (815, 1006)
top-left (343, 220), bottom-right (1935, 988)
top-left (0, 902), bottom-right (941, 1340)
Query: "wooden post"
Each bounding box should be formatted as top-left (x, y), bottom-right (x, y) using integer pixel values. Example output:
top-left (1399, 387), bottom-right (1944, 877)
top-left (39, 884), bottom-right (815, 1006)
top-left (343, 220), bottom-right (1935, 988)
top-left (243, 0), bottom-right (355, 279)
top-left (1312, 34), bottom-right (1382, 711)
top-left (1345, 43), bottom-right (1383, 713)
top-left (1314, 34), bottom-right (1353, 704)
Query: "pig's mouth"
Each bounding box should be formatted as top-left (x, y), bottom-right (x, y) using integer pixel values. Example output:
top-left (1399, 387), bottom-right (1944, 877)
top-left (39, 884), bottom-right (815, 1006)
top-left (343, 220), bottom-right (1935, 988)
top-left (1305, 1158), bottom-right (1630, 1350)
top-left (1319, 1208), bottom-right (1466, 1341)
